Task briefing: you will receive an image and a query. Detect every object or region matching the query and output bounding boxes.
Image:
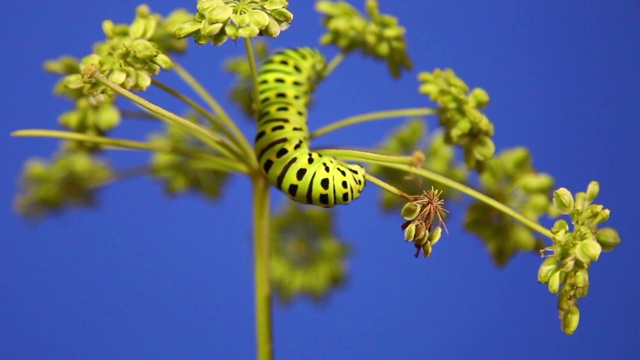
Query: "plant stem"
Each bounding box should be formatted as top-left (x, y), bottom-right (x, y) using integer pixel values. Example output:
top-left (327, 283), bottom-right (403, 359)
top-left (151, 78), bottom-right (230, 133)
top-left (322, 52), bottom-right (345, 78)
top-left (172, 61), bottom-right (257, 167)
top-left (11, 129), bottom-right (248, 174)
top-left (365, 173), bottom-right (412, 200)
top-left (244, 38), bottom-right (260, 109)
top-left (317, 148), bottom-right (415, 166)
top-left (310, 107), bottom-right (438, 139)
top-left (89, 69), bottom-right (240, 163)
top-left (343, 156), bottom-right (554, 239)
top-left (252, 174), bottom-right (273, 360)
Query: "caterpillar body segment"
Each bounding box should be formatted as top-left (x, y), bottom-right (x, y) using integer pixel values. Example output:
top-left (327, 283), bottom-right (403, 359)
top-left (254, 48), bottom-right (366, 207)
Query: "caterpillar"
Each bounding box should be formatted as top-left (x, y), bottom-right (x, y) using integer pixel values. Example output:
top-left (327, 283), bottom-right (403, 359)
top-left (254, 48), bottom-right (366, 207)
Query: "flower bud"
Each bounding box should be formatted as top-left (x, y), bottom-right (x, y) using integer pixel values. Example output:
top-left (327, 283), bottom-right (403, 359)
top-left (109, 69), bottom-right (127, 85)
top-left (271, 8), bottom-right (293, 23)
top-left (553, 187), bottom-right (574, 214)
top-left (520, 173), bottom-right (554, 193)
top-left (537, 257), bottom-right (558, 283)
top-left (595, 227), bottom-right (621, 251)
top-left (400, 202), bottom-right (420, 220)
top-left (557, 290), bottom-right (573, 311)
top-left (427, 226), bottom-right (442, 246)
top-left (249, 10), bottom-right (270, 29)
top-left (95, 104), bottom-right (120, 131)
top-left (561, 306), bottom-right (580, 335)
top-left (422, 241), bottom-right (433, 258)
top-left (548, 271), bottom-right (561, 294)
top-left (574, 269), bottom-right (589, 298)
top-left (575, 240), bottom-right (602, 264)
top-left (551, 219), bottom-right (569, 233)
top-left (102, 20), bottom-right (115, 38)
top-left (586, 181), bottom-right (600, 202)
top-left (261, 17), bottom-right (282, 37)
top-left (414, 224), bottom-right (428, 246)
top-left (472, 136), bottom-right (495, 161)
top-left (404, 223), bottom-right (416, 242)
top-left (469, 88), bottom-right (490, 108)
top-left (153, 54), bottom-right (174, 70)
top-left (176, 21), bottom-right (204, 38)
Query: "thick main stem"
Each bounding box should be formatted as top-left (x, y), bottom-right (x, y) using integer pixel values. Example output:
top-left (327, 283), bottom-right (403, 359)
top-left (252, 175), bottom-right (273, 360)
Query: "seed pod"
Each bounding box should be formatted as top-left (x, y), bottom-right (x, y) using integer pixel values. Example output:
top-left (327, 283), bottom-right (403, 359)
top-left (401, 202), bottom-right (421, 220)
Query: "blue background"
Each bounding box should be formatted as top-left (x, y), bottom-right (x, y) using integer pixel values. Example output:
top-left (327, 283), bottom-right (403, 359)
top-left (1, 1), bottom-right (638, 359)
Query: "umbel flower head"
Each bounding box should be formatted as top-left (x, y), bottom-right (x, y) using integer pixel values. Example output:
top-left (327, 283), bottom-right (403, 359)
top-left (176, 0), bottom-right (293, 46)
top-left (316, 0), bottom-right (412, 77)
top-left (538, 181), bottom-right (621, 335)
top-left (61, 5), bottom-right (183, 96)
top-left (419, 68), bottom-right (494, 171)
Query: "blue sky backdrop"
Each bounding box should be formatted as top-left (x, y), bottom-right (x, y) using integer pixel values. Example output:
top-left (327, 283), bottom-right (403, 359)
top-left (1, 1), bottom-right (638, 359)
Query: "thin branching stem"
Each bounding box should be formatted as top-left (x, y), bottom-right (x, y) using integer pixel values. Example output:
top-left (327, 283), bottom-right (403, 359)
top-left (332, 154), bottom-right (554, 239)
top-left (172, 61), bottom-right (257, 168)
top-left (365, 173), bottom-right (412, 200)
top-left (317, 148), bottom-right (415, 166)
top-left (244, 38), bottom-right (260, 111)
top-left (310, 107), bottom-right (439, 139)
top-left (322, 52), bottom-right (345, 78)
top-left (90, 71), bottom-right (241, 162)
top-left (11, 129), bottom-right (248, 174)
top-left (151, 78), bottom-right (230, 134)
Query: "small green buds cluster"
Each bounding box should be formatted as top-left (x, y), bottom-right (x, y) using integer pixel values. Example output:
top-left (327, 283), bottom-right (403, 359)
top-left (539, 181), bottom-right (621, 335)
top-left (176, 0), bottom-right (293, 46)
top-left (63, 5), bottom-right (176, 94)
top-left (14, 153), bottom-right (112, 218)
top-left (464, 147), bottom-right (554, 265)
top-left (400, 188), bottom-right (448, 258)
top-left (270, 203), bottom-right (349, 302)
top-left (316, 0), bottom-right (411, 78)
top-left (418, 68), bottom-right (494, 171)
top-left (369, 119), bottom-right (467, 210)
top-left (58, 98), bottom-right (121, 151)
top-left (149, 120), bottom-right (229, 199)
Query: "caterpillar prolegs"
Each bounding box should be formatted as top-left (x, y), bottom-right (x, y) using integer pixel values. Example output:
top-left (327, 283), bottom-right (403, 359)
top-left (254, 48), bottom-right (366, 207)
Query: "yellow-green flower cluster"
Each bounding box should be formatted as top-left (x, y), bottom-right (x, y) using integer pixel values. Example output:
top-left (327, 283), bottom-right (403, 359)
top-left (176, 0), bottom-right (293, 46)
top-left (14, 153), bottom-right (112, 218)
top-left (270, 203), bottom-right (349, 302)
top-left (63, 5), bottom-right (179, 95)
top-left (464, 148), bottom-right (554, 265)
top-left (45, 57), bottom-right (120, 150)
top-left (149, 120), bottom-right (229, 199)
top-left (316, 0), bottom-right (411, 77)
top-left (538, 181), bottom-right (620, 335)
top-left (419, 68), bottom-right (494, 171)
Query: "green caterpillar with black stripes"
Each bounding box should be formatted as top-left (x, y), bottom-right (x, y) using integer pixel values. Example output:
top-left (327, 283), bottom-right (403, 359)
top-left (254, 47), bottom-right (366, 207)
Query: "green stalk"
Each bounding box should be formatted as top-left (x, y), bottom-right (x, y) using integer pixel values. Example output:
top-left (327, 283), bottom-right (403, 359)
top-left (151, 78), bottom-right (232, 136)
top-left (11, 129), bottom-right (248, 174)
top-left (89, 70), bottom-right (240, 163)
top-left (172, 61), bottom-right (257, 167)
top-left (252, 174), bottom-right (273, 360)
top-left (310, 107), bottom-right (438, 139)
top-left (365, 173), bottom-right (412, 200)
top-left (244, 38), bottom-right (260, 108)
top-left (336, 153), bottom-right (554, 239)
top-left (317, 148), bottom-right (414, 166)
top-left (322, 52), bottom-right (345, 78)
